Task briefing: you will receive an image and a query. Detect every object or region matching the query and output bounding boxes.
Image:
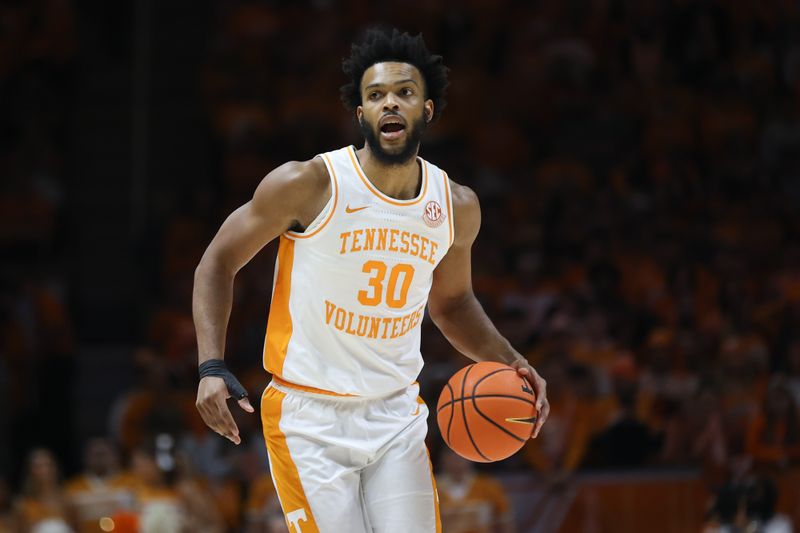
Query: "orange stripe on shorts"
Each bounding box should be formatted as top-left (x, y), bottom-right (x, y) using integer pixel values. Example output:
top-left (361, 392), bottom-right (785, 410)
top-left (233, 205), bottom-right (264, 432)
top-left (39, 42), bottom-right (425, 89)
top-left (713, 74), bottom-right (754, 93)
top-left (261, 386), bottom-right (319, 533)
top-left (425, 445), bottom-right (443, 533)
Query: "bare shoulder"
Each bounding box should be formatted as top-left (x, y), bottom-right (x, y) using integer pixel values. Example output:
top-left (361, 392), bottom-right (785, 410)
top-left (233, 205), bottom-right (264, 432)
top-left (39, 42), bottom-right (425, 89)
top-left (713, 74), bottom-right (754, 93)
top-left (448, 178), bottom-right (481, 245)
top-left (253, 157), bottom-right (329, 203)
top-left (252, 157), bottom-right (331, 228)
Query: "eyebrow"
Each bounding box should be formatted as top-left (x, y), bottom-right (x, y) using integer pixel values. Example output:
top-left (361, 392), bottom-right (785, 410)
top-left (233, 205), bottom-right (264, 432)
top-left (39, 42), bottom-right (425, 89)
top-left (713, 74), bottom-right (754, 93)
top-left (363, 79), bottom-right (420, 91)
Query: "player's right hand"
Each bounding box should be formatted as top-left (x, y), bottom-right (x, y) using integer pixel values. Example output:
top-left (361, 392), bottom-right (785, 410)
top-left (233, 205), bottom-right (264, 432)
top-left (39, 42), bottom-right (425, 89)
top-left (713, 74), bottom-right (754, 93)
top-left (196, 376), bottom-right (255, 445)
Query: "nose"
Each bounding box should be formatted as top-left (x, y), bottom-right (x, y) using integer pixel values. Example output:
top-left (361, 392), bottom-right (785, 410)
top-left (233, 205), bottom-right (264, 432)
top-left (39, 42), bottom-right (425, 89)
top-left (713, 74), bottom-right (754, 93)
top-left (383, 92), bottom-right (399, 111)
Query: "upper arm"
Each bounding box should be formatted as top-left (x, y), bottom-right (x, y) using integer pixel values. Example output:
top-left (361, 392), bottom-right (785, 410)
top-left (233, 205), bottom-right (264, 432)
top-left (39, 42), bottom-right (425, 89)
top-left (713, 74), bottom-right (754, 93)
top-left (198, 158), bottom-right (330, 275)
top-left (428, 181), bottom-right (481, 315)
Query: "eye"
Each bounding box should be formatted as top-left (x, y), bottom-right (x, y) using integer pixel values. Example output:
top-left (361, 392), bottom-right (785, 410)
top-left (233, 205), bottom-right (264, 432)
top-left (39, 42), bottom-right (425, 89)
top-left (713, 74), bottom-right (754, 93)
top-left (401, 87), bottom-right (413, 96)
top-left (368, 91), bottom-right (380, 100)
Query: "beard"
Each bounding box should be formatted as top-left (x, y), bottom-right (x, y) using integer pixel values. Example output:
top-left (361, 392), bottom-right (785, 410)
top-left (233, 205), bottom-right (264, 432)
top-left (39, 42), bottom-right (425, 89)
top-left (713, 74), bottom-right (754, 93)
top-left (359, 114), bottom-right (426, 166)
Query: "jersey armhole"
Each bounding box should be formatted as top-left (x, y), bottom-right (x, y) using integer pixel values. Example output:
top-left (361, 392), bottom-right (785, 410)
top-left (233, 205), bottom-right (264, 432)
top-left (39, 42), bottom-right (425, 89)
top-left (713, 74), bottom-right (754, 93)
top-left (442, 170), bottom-right (455, 248)
top-left (283, 153), bottom-right (339, 240)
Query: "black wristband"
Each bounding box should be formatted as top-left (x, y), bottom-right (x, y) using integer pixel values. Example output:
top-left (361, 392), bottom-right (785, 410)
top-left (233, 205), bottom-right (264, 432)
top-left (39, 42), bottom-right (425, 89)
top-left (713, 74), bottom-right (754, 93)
top-left (198, 359), bottom-right (248, 400)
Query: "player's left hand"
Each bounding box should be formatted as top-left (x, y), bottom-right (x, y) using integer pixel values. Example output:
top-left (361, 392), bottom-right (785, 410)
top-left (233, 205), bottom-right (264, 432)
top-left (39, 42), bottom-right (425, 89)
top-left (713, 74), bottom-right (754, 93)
top-left (509, 359), bottom-right (549, 439)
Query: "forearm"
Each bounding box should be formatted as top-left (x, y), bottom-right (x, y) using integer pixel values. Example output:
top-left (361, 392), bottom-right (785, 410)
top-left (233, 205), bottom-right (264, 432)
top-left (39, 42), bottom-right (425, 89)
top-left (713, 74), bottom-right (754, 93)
top-left (193, 256), bottom-right (236, 364)
top-left (430, 292), bottom-right (523, 365)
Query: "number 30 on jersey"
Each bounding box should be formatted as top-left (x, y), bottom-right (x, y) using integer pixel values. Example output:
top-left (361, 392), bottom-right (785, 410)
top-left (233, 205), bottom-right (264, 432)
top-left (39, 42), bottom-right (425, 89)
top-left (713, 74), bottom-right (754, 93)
top-left (357, 261), bottom-right (415, 309)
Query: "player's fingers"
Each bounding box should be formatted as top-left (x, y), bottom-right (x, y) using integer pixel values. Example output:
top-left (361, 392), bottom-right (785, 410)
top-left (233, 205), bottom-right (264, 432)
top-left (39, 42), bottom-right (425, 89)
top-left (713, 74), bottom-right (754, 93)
top-left (238, 397), bottom-right (255, 413)
top-left (510, 359), bottom-right (527, 372)
top-left (510, 360), bottom-right (536, 391)
top-left (196, 399), bottom-right (219, 432)
top-left (533, 399), bottom-right (550, 439)
top-left (532, 372), bottom-right (547, 411)
top-left (198, 399), bottom-right (224, 434)
top-left (218, 408), bottom-right (242, 444)
top-left (197, 377), bottom-right (230, 434)
top-left (211, 398), bottom-right (241, 444)
top-left (198, 390), bottom-right (238, 442)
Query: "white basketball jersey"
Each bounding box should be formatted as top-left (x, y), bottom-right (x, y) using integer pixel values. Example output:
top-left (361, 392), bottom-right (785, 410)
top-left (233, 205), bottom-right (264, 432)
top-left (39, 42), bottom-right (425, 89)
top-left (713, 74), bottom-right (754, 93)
top-left (263, 145), bottom-right (454, 396)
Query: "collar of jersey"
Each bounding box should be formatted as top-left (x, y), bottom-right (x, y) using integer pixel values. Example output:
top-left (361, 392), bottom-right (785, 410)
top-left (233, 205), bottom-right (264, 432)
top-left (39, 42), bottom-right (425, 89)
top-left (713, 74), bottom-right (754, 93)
top-left (346, 145), bottom-right (428, 207)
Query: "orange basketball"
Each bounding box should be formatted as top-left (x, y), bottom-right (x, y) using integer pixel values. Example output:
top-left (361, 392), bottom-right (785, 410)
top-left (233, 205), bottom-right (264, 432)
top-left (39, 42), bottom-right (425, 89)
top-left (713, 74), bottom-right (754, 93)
top-left (437, 361), bottom-right (537, 462)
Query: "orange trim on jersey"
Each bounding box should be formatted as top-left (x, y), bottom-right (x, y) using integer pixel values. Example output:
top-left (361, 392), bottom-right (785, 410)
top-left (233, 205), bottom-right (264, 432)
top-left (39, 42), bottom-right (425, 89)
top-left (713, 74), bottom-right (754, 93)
top-left (347, 146), bottom-right (428, 206)
top-left (272, 375), bottom-right (358, 397)
top-left (264, 236), bottom-right (295, 376)
top-left (425, 445), bottom-right (443, 532)
top-left (417, 393), bottom-right (442, 532)
top-left (442, 170), bottom-right (454, 247)
top-left (284, 153), bottom-right (339, 240)
top-left (261, 387), bottom-right (320, 533)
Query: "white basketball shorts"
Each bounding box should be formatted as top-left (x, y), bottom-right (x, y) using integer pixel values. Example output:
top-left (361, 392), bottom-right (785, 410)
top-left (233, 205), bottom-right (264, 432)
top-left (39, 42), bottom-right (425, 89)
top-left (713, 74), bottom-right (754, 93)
top-left (260, 378), bottom-right (442, 533)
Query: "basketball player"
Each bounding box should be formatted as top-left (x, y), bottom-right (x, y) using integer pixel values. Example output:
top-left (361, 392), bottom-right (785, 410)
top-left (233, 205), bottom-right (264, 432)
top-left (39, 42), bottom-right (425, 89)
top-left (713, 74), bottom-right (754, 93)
top-left (193, 29), bottom-right (549, 533)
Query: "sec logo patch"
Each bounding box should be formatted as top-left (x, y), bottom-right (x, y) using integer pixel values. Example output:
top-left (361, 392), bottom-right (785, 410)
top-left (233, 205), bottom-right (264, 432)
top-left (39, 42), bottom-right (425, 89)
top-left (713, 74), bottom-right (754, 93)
top-left (423, 200), bottom-right (445, 228)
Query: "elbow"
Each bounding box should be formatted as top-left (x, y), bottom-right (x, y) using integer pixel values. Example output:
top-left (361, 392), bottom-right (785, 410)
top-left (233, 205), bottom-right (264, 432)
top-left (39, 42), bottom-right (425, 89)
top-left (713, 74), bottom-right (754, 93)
top-left (427, 297), bottom-right (450, 327)
top-left (427, 304), bottom-right (445, 329)
top-left (194, 254), bottom-right (213, 282)
top-left (194, 250), bottom-right (235, 284)
top-left (428, 290), bottom-right (474, 325)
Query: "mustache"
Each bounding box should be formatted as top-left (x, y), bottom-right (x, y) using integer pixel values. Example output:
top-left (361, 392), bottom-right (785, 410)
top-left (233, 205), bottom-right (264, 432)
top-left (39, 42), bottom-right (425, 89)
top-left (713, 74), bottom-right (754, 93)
top-left (377, 110), bottom-right (403, 127)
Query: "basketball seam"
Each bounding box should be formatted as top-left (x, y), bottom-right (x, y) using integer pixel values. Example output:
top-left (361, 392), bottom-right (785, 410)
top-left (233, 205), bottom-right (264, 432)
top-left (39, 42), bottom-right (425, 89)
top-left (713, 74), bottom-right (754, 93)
top-left (436, 394), bottom-right (535, 414)
top-left (444, 382), bottom-right (455, 446)
top-left (461, 365), bottom-right (489, 461)
top-left (472, 367), bottom-right (535, 403)
top-left (471, 367), bottom-right (534, 445)
top-left (470, 395), bottom-right (528, 444)
top-left (473, 367), bottom-right (518, 384)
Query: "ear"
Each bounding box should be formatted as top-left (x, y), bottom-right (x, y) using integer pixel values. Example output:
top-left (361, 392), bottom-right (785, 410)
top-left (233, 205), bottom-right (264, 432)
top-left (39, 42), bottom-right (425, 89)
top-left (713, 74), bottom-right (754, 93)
top-left (424, 100), bottom-right (434, 123)
top-left (356, 105), bottom-right (363, 122)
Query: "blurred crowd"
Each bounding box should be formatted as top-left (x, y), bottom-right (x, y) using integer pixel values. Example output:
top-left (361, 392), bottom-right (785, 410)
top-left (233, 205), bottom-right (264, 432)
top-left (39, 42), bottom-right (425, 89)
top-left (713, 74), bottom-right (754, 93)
top-left (3, 0), bottom-right (800, 531)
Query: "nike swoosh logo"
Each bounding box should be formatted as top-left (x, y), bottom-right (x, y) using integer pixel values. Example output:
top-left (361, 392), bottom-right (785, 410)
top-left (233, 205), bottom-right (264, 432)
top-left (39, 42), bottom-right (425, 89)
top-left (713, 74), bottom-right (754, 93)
top-left (345, 204), bottom-right (370, 214)
top-left (505, 416), bottom-right (538, 425)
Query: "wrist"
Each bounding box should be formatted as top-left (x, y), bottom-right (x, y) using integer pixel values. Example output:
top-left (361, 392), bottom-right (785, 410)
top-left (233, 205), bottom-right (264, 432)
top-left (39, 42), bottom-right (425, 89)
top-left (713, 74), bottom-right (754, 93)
top-left (198, 356), bottom-right (224, 367)
top-left (198, 359), bottom-right (248, 400)
top-left (496, 346), bottom-right (524, 365)
top-left (198, 359), bottom-right (227, 376)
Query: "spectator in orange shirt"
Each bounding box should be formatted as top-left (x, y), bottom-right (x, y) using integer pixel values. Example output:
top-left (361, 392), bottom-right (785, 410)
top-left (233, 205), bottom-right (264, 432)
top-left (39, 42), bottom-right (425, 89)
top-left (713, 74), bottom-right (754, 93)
top-left (64, 438), bottom-right (137, 533)
top-left (437, 449), bottom-right (515, 533)
top-left (12, 449), bottom-right (71, 533)
top-left (131, 434), bottom-right (225, 533)
top-left (746, 378), bottom-right (800, 470)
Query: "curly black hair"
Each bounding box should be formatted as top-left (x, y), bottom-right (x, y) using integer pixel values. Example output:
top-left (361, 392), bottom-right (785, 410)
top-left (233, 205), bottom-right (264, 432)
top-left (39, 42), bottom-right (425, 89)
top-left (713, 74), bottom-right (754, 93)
top-left (341, 28), bottom-right (449, 123)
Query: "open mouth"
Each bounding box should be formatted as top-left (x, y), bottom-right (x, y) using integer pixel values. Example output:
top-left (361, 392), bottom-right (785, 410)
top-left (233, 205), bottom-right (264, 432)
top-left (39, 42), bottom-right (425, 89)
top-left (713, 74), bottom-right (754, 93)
top-left (380, 121), bottom-right (406, 141)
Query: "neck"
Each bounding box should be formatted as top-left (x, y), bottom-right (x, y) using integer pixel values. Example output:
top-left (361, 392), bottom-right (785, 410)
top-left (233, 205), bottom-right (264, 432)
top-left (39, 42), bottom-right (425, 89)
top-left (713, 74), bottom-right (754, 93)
top-left (356, 143), bottom-right (421, 200)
